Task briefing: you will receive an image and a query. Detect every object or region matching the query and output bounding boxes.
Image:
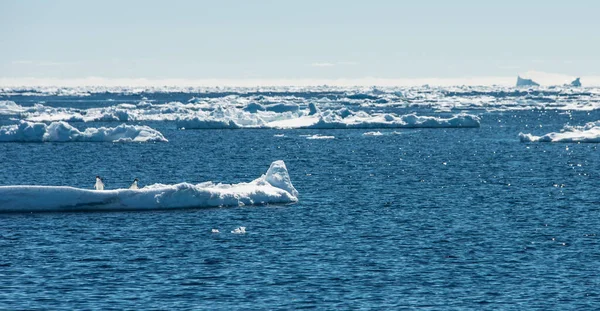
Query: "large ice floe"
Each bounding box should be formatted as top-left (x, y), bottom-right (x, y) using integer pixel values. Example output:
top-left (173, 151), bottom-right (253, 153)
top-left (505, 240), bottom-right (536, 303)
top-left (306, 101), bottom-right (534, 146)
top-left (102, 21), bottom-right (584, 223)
top-left (0, 100), bottom-right (30, 115)
top-left (6, 97), bottom-right (481, 128)
top-left (176, 106), bottom-right (481, 129)
top-left (0, 120), bottom-right (167, 142)
top-left (519, 121), bottom-right (600, 143)
top-left (0, 160), bottom-right (298, 212)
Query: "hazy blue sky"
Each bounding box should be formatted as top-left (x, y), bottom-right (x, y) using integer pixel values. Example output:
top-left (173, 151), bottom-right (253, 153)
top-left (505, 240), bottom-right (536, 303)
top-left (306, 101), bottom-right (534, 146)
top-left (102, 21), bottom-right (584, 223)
top-left (1, 0), bottom-right (599, 83)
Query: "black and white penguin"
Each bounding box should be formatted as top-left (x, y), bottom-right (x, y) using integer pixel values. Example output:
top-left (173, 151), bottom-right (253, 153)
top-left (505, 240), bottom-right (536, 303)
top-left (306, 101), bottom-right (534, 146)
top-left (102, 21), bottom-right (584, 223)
top-left (129, 178), bottom-right (139, 190)
top-left (95, 176), bottom-right (104, 190)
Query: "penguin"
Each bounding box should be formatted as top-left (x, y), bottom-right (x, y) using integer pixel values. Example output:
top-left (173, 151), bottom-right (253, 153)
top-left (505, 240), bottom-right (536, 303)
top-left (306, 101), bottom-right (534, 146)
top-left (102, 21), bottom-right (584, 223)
top-left (95, 176), bottom-right (104, 190)
top-left (129, 178), bottom-right (139, 190)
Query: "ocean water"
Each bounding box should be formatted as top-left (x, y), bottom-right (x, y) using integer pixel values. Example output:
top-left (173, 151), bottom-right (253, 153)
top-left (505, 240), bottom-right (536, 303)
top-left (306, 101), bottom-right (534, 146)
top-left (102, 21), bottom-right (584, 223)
top-left (1, 87), bottom-right (600, 309)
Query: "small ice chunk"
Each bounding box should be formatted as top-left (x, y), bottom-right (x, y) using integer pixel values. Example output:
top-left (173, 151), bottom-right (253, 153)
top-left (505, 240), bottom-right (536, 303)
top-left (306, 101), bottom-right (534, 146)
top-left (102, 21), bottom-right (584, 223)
top-left (231, 227), bottom-right (246, 234)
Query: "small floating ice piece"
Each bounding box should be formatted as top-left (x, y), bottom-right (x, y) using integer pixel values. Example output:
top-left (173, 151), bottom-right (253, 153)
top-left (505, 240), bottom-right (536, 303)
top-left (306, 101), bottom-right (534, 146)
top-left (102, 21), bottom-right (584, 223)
top-left (231, 227), bottom-right (246, 234)
top-left (306, 134), bottom-right (335, 140)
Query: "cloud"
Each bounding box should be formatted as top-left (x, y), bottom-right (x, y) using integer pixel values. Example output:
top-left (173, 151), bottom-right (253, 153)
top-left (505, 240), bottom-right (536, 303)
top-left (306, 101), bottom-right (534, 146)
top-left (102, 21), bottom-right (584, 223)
top-left (310, 61), bottom-right (359, 67)
top-left (336, 61), bottom-right (358, 66)
top-left (11, 60), bottom-right (34, 65)
top-left (310, 62), bottom-right (335, 67)
top-left (11, 60), bottom-right (79, 67)
top-left (498, 65), bottom-right (520, 70)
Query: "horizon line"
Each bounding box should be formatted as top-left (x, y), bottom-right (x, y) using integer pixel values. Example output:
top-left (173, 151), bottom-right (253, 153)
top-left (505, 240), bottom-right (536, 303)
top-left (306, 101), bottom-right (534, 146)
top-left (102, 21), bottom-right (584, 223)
top-left (1, 74), bottom-right (597, 88)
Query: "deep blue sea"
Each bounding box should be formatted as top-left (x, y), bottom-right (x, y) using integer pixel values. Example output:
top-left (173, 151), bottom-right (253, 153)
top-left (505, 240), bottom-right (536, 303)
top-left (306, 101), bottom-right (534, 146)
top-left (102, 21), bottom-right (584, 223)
top-left (1, 88), bottom-right (600, 309)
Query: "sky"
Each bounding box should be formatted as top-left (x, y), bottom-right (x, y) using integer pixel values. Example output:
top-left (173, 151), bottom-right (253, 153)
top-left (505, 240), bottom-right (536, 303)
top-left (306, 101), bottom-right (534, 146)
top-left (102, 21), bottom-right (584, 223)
top-left (1, 0), bottom-right (599, 86)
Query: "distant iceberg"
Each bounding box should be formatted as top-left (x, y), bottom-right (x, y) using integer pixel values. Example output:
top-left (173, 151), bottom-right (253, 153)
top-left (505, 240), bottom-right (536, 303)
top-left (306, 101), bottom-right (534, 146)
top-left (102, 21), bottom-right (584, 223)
top-left (519, 121), bottom-right (600, 143)
top-left (570, 77), bottom-right (582, 87)
top-left (516, 76), bottom-right (540, 87)
top-left (0, 160), bottom-right (298, 212)
top-left (0, 121), bottom-right (167, 142)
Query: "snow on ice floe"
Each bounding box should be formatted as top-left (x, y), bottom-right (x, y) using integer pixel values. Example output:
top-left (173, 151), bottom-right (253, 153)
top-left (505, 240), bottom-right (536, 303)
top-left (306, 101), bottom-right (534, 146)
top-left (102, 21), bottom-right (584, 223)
top-left (519, 121), bottom-right (600, 143)
top-left (0, 160), bottom-right (298, 212)
top-left (0, 120), bottom-right (167, 142)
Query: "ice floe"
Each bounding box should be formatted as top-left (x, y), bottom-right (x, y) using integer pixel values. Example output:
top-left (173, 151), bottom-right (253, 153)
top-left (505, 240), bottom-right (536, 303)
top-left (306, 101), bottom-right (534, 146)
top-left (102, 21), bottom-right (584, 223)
top-left (177, 107), bottom-right (480, 129)
top-left (363, 131), bottom-right (383, 136)
top-left (231, 227), bottom-right (247, 234)
top-left (0, 160), bottom-right (298, 212)
top-left (305, 134), bottom-right (335, 140)
top-left (0, 101), bottom-right (28, 115)
top-left (519, 121), bottom-right (600, 143)
top-left (3, 85), bottom-right (600, 124)
top-left (0, 120), bottom-right (167, 142)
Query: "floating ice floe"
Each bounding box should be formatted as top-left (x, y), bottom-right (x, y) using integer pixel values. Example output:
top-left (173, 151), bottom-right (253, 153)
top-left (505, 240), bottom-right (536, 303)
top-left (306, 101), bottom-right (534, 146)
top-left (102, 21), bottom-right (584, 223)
top-left (5, 84), bottom-right (600, 119)
top-left (519, 121), bottom-right (600, 143)
top-left (0, 101), bottom-right (28, 115)
top-left (0, 160), bottom-right (298, 212)
top-left (0, 120), bottom-right (167, 143)
top-left (0, 84), bottom-right (600, 122)
top-left (305, 134), bottom-right (335, 140)
top-left (231, 227), bottom-right (247, 234)
top-left (16, 98), bottom-right (481, 129)
top-left (363, 131), bottom-right (383, 136)
top-left (177, 106), bottom-right (481, 129)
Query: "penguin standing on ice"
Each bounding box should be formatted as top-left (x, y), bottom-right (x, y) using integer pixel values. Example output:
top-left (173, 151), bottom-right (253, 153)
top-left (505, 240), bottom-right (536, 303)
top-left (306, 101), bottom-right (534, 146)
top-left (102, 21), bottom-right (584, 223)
top-left (95, 176), bottom-right (105, 190)
top-left (129, 178), bottom-right (139, 190)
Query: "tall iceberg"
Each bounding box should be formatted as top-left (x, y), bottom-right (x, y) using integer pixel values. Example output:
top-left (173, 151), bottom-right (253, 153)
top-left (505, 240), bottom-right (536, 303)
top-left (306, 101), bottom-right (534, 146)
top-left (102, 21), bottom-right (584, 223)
top-left (516, 76), bottom-right (540, 87)
top-left (570, 77), bottom-right (582, 87)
